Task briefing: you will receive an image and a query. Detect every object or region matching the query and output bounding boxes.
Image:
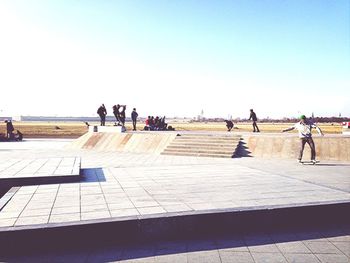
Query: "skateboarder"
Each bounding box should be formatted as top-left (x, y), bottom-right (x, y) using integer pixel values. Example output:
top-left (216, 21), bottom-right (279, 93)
top-left (131, 108), bottom-right (138, 131)
top-left (249, 109), bottom-right (260, 132)
top-left (112, 105), bottom-right (121, 126)
top-left (97, 104), bottom-right (107, 126)
top-left (119, 105), bottom-right (126, 126)
top-left (282, 115), bottom-right (324, 164)
top-left (225, 120), bottom-right (234, 131)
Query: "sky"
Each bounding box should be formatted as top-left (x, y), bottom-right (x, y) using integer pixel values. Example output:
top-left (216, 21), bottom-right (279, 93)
top-left (0, 0), bottom-right (349, 119)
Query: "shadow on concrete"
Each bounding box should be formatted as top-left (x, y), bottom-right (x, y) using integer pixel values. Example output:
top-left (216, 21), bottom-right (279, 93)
top-left (0, 223), bottom-right (349, 261)
top-left (80, 168), bottom-right (106, 183)
top-left (1, 203), bottom-right (349, 259)
top-left (233, 140), bottom-right (252, 158)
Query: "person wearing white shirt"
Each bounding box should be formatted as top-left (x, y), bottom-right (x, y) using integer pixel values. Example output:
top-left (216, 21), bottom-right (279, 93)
top-left (282, 115), bottom-right (324, 163)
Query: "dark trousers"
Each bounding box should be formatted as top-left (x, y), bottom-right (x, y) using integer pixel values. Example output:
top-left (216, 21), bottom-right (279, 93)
top-left (100, 115), bottom-right (106, 126)
top-left (114, 114), bottom-right (120, 124)
top-left (132, 119), bottom-right (137, 131)
top-left (299, 137), bottom-right (316, 160)
top-left (252, 121), bottom-right (260, 132)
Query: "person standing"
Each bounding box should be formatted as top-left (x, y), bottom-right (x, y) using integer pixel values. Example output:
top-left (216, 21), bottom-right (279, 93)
top-left (282, 115), bottom-right (324, 163)
top-left (249, 109), bottom-right (260, 132)
top-left (4, 120), bottom-right (14, 139)
top-left (97, 104), bottom-right (107, 126)
top-left (131, 108), bottom-right (138, 131)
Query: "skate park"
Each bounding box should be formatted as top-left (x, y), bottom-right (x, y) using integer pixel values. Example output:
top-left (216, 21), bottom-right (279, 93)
top-left (1, 0), bottom-right (350, 260)
top-left (0, 126), bottom-right (349, 261)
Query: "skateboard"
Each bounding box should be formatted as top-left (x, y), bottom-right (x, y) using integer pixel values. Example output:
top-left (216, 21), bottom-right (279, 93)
top-left (300, 160), bottom-right (320, 165)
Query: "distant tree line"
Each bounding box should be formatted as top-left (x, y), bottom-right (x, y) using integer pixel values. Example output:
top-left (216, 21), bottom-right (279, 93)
top-left (191, 117), bottom-right (349, 123)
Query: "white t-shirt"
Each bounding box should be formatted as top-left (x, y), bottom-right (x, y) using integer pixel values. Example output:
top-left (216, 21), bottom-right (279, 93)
top-left (294, 121), bottom-right (318, 138)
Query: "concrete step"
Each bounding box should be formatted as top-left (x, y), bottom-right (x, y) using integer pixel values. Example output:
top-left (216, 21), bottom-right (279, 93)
top-left (161, 151), bottom-right (233, 158)
top-left (162, 148), bottom-right (235, 155)
top-left (169, 141), bottom-right (239, 147)
top-left (177, 133), bottom-right (240, 137)
top-left (166, 145), bottom-right (237, 151)
top-left (174, 138), bottom-right (240, 144)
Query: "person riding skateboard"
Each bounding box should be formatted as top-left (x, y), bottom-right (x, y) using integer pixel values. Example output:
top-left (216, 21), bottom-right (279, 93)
top-left (249, 109), bottom-right (260, 132)
top-left (282, 115), bottom-right (324, 164)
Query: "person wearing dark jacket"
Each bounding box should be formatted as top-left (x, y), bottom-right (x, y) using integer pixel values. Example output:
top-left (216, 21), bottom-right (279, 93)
top-left (225, 120), bottom-right (234, 131)
top-left (119, 105), bottom-right (126, 126)
top-left (5, 120), bottom-right (14, 139)
top-left (113, 105), bottom-right (121, 126)
top-left (131, 108), bottom-right (138, 131)
top-left (249, 109), bottom-right (260, 132)
top-left (97, 104), bottom-right (107, 126)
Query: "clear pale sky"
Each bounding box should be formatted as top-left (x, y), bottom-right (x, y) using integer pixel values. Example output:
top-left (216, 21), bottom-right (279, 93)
top-left (0, 0), bottom-right (349, 118)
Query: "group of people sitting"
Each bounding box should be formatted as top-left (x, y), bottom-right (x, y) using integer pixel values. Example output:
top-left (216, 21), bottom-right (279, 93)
top-left (144, 116), bottom-right (169, 131)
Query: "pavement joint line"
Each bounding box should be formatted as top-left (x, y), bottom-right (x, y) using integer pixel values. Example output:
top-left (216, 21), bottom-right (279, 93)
top-left (31, 158), bottom-right (49, 177)
top-left (326, 240), bottom-right (350, 259)
top-left (259, 167), bottom-right (350, 194)
top-left (13, 185), bottom-right (39, 226)
top-left (51, 157), bottom-right (64, 178)
top-left (110, 168), bottom-right (141, 217)
top-left (97, 168), bottom-right (112, 218)
top-left (47, 184), bottom-right (61, 224)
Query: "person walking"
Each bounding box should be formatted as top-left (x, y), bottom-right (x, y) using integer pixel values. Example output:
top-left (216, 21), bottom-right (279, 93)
top-left (131, 108), bottom-right (138, 131)
top-left (249, 109), bottom-right (260, 132)
top-left (97, 104), bottom-right (107, 126)
top-left (282, 115), bottom-right (324, 164)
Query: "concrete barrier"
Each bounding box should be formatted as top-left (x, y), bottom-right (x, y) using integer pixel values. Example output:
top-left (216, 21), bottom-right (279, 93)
top-left (242, 134), bottom-right (350, 161)
top-left (68, 132), bottom-right (350, 161)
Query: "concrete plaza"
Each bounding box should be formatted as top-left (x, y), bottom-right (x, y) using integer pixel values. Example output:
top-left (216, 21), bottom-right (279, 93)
top-left (0, 138), bottom-right (349, 262)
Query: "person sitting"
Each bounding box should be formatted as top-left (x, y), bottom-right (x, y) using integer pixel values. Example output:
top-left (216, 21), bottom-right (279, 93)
top-left (144, 116), bottom-right (151, 130)
top-left (225, 120), bottom-right (234, 132)
top-left (15, 130), bottom-right (23, 141)
top-left (154, 116), bottom-right (160, 130)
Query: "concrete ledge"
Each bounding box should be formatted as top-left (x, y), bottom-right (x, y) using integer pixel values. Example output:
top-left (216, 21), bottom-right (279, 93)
top-left (89, 126), bottom-right (125, 133)
top-left (0, 202), bottom-right (349, 252)
top-left (0, 157), bottom-right (81, 189)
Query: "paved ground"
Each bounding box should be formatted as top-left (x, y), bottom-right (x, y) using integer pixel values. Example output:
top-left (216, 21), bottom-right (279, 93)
top-left (0, 139), bottom-right (349, 262)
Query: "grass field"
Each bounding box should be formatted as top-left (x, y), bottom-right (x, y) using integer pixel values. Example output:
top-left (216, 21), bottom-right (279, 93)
top-left (0, 121), bottom-right (343, 138)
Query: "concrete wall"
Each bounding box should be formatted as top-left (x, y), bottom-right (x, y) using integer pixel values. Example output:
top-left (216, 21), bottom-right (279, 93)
top-left (242, 135), bottom-right (350, 161)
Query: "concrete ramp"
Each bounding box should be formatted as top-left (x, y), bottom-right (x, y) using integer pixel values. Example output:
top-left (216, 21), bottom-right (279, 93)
top-left (66, 132), bottom-right (176, 154)
top-left (242, 134), bottom-right (350, 161)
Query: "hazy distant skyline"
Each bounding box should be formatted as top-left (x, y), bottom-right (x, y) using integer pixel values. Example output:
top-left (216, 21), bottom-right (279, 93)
top-left (0, 1), bottom-right (349, 119)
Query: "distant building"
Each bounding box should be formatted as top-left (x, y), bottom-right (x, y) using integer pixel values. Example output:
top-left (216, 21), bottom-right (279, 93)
top-left (0, 116), bottom-right (12, 122)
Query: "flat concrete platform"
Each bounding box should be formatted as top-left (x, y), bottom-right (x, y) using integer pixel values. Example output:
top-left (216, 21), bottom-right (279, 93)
top-left (0, 137), bottom-right (349, 250)
top-left (0, 157), bottom-right (81, 189)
